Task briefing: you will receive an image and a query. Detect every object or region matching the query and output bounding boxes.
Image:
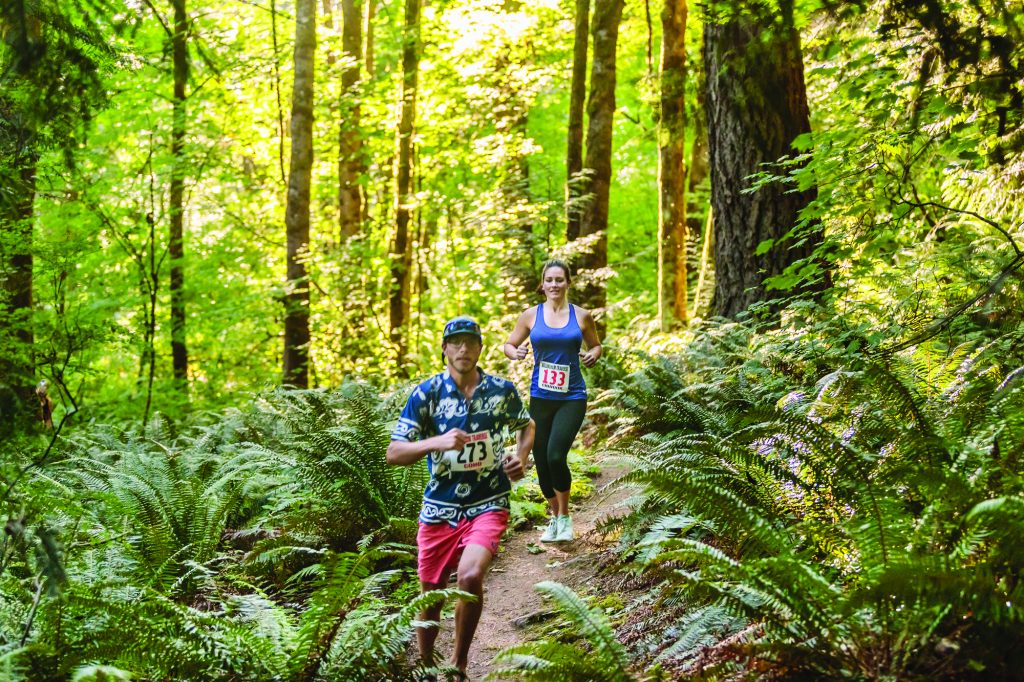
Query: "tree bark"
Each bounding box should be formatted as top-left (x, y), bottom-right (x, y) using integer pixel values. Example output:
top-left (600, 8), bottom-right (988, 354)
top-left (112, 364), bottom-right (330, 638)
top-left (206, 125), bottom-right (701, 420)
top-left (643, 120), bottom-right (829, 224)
top-left (283, 0), bottom-right (316, 387)
top-left (389, 0), bottom-right (420, 370)
top-left (577, 0), bottom-right (624, 320)
top-left (565, 0), bottom-right (590, 242)
top-left (364, 0), bottom-right (376, 77)
top-left (338, 0), bottom-right (364, 241)
top-left (704, 0), bottom-right (820, 318)
top-left (169, 0), bottom-right (190, 390)
top-left (682, 126), bottom-right (707, 318)
top-left (0, 113), bottom-right (36, 407)
top-left (657, 0), bottom-right (687, 331)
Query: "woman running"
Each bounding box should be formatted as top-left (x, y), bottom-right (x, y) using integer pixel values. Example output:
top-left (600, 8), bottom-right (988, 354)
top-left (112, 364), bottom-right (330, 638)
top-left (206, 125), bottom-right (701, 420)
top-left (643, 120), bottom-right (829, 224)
top-left (503, 260), bottom-right (602, 542)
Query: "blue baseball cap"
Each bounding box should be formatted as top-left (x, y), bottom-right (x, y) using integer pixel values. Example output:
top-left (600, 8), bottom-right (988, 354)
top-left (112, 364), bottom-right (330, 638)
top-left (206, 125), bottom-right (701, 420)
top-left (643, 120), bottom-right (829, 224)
top-left (442, 316), bottom-right (482, 343)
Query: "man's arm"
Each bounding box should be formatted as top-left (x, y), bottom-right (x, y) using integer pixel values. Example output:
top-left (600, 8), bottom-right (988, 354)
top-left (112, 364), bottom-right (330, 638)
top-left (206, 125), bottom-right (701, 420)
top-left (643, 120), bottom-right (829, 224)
top-left (502, 419), bottom-right (536, 481)
top-left (386, 429), bottom-right (469, 466)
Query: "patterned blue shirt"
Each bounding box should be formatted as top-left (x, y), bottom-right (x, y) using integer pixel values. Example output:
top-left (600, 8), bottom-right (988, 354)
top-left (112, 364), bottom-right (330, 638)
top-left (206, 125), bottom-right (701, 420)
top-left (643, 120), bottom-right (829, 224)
top-left (391, 368), bottom-right (532, 526)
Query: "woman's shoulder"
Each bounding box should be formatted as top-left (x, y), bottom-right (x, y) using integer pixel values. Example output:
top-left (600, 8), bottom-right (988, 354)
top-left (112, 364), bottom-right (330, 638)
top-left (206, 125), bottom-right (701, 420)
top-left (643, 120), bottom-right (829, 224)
top-left (571, 304), bottom-right (592, 320)
top-left (518, 305), bottom-right (540, 325)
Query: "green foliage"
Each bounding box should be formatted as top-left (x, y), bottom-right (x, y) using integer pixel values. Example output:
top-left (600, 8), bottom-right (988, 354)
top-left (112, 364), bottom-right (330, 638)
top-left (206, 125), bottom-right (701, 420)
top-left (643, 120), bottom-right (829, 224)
top-left (236, 383), bottom-right (428, 549)
top-left (1, 382), bottom-right (435, 681)
top-left (489, 581), bottom-right (636, 682)
top-left (3, 0), bottom-right (1024, 678)
top-left (602, 316), bottom-right (1024, 679)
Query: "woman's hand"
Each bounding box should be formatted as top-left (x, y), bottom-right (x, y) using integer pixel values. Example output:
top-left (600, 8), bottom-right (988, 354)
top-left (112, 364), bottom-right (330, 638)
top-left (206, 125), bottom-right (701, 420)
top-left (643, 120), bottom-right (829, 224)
top-left (503, 309), bottom-right (534, 360)
top-left (580, 347), bottom-right (601, 368)
top-left (504, 342), bottom-right (529, 361)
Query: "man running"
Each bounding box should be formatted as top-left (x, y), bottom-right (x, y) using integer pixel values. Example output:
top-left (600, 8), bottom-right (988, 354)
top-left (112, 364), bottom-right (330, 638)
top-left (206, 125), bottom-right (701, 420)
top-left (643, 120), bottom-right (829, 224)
top-left (387, 316), bottom-right (536, 679)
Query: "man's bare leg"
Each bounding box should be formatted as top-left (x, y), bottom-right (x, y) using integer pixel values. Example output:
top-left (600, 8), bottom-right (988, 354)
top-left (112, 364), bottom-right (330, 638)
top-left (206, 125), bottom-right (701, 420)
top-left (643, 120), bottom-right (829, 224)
top-left (451, 543), bottom-right (495, 673)
top-left (417, 578), bottom-right (448, 667)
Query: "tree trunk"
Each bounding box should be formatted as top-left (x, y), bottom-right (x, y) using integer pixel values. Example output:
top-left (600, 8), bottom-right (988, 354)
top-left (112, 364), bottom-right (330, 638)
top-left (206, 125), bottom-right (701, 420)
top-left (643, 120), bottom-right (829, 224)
top-left (565, 0), bottom-right (590, 242)
top-left (681, 126), bottom-right (707, 319)
top-left (271, 0), bottom-right (287, 183)
top-left (169, 0), bottom-right (190, 390)
top-left (321, 0), bottom-right (336, 62)
top-left (283, 0), bottom-right (316, 388)
top-left (389, 0), bottom-right (419, 370)
top-left (364, 0), bottom-right (376, 77)
top-left (704, 0), bottom-right (820, 318)
top-left (338, 0), bottom-right (364, 241)
top-left (692, 205), bottom-right (712, 316)
top-left (577, 0), bottom-right (624, 320)
top-left (657, 0), bottom-right (687, 331)
top-left (0, 119), bottom-right (36, 408)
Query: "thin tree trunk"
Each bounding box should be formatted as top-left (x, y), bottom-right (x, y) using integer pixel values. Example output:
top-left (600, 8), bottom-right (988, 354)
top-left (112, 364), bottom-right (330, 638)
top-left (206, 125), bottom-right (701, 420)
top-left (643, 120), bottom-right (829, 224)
top-left (321, 0), bottom-right (336, 62)
top-left (364, 0), bottom-right (376, 77)
top-left (692, 205), bottom-right (712, 316)
top-left (143, 210), bottom-right (159, 424)
top-left (517, 119), bottom-right (538, 300)
top-left (389, 0), bottom-right (419, 370)
top-left (169, 0), bottom-right (189, 390)
top-left (271, 0), bottom-right (287, 183)
top-left (565, 0), bottom-right (590, 242)
top-left (577, 0), bottom-right (625, 321)
top-left (704, 0), bottom-right (821, 318)
top-left (0, 127), bottom-right (37, 408)
top-left (339, 0), bottom-right (364, 241)
top-left (683, 121), bottom-right (708, 314)
top-left (283, 0), bottom-right (316, 387)
top-left (657, 0), bottom-right (687, 331)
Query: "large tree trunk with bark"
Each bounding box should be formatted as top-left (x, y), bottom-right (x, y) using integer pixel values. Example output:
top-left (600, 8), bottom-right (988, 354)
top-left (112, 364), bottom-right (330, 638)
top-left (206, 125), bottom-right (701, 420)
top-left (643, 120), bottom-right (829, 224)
top-left (565, 0), bottom-right (590, 242)
top-left (577, 0), bottom-right (624, 320)
top-left (704, 0), bottom-right (820, 319)
top-left (0, 111), bottom-right (36, 411)
top-left (389, 0), bottom-right (419, 370)
top-left (657, 0), bottom-right (687, 331)
top-left (338, 0), bottom-right (364, 240)
top-left (169, 0), bottom-right (190, 390)
top-left (283, 0), bottom-right (316, 387)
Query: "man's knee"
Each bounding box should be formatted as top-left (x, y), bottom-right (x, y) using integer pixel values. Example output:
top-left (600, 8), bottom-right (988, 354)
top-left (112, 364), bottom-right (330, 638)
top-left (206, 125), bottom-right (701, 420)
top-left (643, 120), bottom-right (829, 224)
top-left (456, 566), bottom-right (485, 595)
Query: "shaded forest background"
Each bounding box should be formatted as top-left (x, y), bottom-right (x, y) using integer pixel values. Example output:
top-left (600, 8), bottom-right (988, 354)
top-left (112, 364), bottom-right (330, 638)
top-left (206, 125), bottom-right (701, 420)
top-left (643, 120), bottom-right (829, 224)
top-left (3, 0), bottom-right (1024, 680)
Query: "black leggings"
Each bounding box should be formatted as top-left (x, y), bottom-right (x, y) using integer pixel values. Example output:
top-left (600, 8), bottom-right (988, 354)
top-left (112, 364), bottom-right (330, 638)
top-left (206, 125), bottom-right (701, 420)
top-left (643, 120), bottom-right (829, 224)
top-left (530, 398), bottom-right (587, 499)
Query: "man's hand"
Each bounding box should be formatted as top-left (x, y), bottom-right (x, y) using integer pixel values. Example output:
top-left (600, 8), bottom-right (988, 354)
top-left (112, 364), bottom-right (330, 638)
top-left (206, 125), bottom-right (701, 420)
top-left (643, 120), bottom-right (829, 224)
top-left (503, 455), bottom-right (527, 482)
top-left (434, 428), bottom-right (470, 452)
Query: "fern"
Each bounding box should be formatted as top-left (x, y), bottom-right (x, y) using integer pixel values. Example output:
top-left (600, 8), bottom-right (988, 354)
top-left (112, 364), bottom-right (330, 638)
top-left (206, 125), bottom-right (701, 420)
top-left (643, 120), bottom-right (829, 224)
top-left (490, 581), bottom-right (634, 682)
top-left (598, 317), bottom-right (1024, 679)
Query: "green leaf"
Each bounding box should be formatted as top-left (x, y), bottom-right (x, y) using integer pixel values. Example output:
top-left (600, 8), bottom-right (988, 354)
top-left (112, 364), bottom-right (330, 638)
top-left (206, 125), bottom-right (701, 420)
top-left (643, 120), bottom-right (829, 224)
top-left (755, 238), bottom-right (775, 256)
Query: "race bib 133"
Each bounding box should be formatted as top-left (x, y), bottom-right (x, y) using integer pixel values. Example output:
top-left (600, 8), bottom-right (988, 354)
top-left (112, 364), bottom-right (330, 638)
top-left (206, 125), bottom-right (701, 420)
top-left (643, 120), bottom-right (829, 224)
top-left (538, 361), bottom-right (570, 393)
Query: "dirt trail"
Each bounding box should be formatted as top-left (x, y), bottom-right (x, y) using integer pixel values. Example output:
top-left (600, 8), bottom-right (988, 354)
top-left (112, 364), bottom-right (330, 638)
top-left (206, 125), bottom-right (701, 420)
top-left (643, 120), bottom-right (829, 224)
top-left (434, 462), bottom-right (631, 681)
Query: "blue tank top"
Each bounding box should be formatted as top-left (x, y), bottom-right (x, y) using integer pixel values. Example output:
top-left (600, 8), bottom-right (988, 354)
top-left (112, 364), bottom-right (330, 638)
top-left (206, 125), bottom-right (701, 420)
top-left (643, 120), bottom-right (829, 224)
top-left (530, 304), bottom-right (587, 400)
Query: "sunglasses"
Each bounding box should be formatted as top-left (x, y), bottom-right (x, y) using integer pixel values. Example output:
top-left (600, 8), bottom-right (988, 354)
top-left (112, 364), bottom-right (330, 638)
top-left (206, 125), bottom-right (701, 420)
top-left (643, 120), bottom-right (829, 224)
top-left (443, 318), bottom-right (481, 339)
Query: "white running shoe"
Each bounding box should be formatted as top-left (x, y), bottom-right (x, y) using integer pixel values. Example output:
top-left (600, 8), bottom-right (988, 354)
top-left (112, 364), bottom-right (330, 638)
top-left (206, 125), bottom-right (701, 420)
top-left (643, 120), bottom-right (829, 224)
top-left (555, 515), bottom-right (574, 542)
top-left (540, 516), bottom-right (559, 543)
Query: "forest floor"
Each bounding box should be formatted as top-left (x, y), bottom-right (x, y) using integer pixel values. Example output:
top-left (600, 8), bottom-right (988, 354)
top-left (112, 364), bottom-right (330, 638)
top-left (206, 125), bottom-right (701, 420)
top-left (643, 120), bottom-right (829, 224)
top-left (432, 459), bottom-right (633, 681)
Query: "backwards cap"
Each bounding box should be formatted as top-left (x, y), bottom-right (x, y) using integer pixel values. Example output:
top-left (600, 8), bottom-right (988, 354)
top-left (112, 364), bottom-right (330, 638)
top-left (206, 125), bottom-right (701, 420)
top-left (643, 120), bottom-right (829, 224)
top-left (442, 316), bottom-right (482, 342)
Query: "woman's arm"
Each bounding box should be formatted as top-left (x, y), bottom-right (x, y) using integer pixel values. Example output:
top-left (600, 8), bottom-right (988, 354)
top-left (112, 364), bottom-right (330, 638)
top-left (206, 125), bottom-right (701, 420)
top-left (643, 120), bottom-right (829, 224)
top-left (502, 308), bottom-right (535, 361)
top-left (577, 307), bottom-right (603, 368)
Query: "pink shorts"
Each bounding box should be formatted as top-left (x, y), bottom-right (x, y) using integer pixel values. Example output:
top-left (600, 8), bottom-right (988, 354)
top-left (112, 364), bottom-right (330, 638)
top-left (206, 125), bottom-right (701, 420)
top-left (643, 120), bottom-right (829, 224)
top-left (416, 511), bottom-right (509, 585)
